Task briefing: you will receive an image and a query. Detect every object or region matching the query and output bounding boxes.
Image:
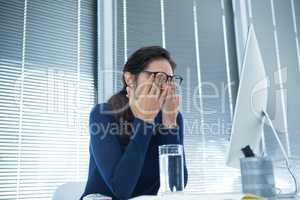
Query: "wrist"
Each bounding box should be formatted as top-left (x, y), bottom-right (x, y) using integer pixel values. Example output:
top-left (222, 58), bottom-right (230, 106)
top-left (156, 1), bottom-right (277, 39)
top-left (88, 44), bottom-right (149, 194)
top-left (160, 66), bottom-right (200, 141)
top-left (160, 123), bottom-right (178, 129)
top-left (134, 114), bottom-right (155, 124)
top-left (162, 114), bottom-right (177, 127)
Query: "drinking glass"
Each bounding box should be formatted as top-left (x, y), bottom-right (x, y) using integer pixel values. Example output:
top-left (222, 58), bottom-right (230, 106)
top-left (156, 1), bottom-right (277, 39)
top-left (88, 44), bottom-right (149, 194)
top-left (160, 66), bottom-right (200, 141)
top-left (158, 144), bottom-right (184, 195)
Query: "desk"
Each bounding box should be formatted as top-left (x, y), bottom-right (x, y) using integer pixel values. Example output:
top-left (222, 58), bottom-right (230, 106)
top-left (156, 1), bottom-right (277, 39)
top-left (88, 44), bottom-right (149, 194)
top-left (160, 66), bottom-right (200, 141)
top-left (131, 192), bottom-right (300, 200)
top-left (131, 193), bottom-right (243, 200)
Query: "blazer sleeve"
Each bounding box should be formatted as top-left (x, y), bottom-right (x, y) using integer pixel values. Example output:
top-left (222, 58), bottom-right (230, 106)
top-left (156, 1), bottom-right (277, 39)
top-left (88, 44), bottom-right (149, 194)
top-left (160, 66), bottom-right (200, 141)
top-left (156, 112), bottom-right (189, 187)
top-left (89, 104), bottom-right (155, 200)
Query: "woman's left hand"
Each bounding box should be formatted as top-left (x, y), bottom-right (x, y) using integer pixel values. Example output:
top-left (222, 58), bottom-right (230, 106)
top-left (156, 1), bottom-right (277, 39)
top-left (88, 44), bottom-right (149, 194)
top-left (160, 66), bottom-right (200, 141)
top-left (161, 82), bottom-right (180, 127)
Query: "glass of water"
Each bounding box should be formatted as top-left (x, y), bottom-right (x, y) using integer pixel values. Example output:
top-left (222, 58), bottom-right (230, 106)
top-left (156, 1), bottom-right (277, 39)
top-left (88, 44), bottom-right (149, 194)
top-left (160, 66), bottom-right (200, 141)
top-left (158, 144), bottom-right (184, 195)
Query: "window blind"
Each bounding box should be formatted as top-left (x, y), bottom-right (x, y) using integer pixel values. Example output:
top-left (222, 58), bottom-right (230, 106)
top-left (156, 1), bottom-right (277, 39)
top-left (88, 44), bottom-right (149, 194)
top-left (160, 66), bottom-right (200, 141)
top-left (0, 0), bottom-right (96, 199)
top-left (115, 0), bottom-right (240, 193)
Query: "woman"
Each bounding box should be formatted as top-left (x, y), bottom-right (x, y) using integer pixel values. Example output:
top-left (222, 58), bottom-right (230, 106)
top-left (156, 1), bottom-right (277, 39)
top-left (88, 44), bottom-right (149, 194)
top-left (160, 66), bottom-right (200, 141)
top-left (81, 46), bottom-right (188, 200)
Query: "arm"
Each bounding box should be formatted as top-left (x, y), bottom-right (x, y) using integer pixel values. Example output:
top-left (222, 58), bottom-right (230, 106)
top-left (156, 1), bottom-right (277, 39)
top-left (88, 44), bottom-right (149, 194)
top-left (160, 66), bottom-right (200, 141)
top-left (89, 104), bottom-right (155, 199)
top-left (157, 112), bottom-right (188, 187)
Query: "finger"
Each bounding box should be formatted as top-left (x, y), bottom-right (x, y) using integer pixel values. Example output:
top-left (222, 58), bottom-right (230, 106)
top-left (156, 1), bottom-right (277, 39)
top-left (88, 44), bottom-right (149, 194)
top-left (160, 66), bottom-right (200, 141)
top-left (155, 74), bottom-right (164, 89)
top-left (175, 95), bottom-right (181, 108)
top-left (141, 74), bottom-right (155, 95)
top-left (149, 75), bottom-right (161, 96)
top-left (164, 84), bottom-right (172, 103)
top-left (170, 82), bottom-right (176, 95)
top-left (154, 83), bottom-right (161, 98)
top-left (169, 95), bottom-right (180, 113)
top-left (154, 76), bottom-right (163, 97)
top-left (166, 81), bottom-right (172, 94)
top-left (167, 83), bottom-right (175, 100)
top-left (159, 85), bottom-right (169, 105)
top-left (149, 80), bottom-right (161, 99)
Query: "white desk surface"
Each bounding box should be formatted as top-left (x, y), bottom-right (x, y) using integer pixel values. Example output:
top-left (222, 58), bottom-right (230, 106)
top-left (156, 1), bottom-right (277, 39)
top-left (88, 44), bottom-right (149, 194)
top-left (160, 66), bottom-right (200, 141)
top-left (131, 193), bottom-right (249, 200)
top-left (131, 192), bottom-right (300, 200)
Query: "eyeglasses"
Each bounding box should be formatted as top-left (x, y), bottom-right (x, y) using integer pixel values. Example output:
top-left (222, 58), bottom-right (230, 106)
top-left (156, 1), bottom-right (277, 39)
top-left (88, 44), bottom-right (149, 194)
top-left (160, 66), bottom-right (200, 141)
top-left (141, 70), bottom-right (183, 86)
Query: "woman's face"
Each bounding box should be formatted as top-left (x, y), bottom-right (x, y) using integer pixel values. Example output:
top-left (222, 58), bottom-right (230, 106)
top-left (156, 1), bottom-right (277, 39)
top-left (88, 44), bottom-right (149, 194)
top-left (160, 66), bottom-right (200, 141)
top-left (135, 59), bottom-right (173, 97)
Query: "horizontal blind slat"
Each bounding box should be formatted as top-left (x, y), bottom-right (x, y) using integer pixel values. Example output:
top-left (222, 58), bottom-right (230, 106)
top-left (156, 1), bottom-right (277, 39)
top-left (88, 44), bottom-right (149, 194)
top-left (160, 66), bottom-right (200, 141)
top-left (0, 0), bottom-right (96, 199)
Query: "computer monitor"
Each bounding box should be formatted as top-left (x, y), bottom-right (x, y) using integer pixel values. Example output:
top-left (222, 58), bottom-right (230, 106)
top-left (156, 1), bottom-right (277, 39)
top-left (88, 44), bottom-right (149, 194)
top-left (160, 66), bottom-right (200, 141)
top-left (226, 24), bottom-right (297, 198)
top-left (226, 25), bottom-right (269, 168)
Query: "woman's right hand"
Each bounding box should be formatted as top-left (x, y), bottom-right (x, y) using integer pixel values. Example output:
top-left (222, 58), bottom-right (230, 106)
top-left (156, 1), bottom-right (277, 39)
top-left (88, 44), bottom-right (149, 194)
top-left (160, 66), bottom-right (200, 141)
top-left (126, 74), bottom-right (168, 123)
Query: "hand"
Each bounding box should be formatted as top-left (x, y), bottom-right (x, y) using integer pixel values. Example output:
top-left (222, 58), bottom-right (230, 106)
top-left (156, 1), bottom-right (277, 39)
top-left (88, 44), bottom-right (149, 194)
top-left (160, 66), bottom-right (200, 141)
top-left (126, 74), bottom-right (168, 123)
top-left (161, 82), bottom-right (180, 127)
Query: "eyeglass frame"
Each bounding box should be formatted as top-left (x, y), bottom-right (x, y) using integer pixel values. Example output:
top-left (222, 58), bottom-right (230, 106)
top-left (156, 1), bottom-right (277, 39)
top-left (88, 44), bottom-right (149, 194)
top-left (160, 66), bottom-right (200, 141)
top-left (140, 70), bottom-right (183, 85)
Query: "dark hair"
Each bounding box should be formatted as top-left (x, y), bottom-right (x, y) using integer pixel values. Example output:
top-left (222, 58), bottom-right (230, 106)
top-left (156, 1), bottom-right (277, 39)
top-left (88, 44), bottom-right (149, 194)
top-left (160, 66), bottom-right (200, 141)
top-left (107, 46), bottom-right (176, 146)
